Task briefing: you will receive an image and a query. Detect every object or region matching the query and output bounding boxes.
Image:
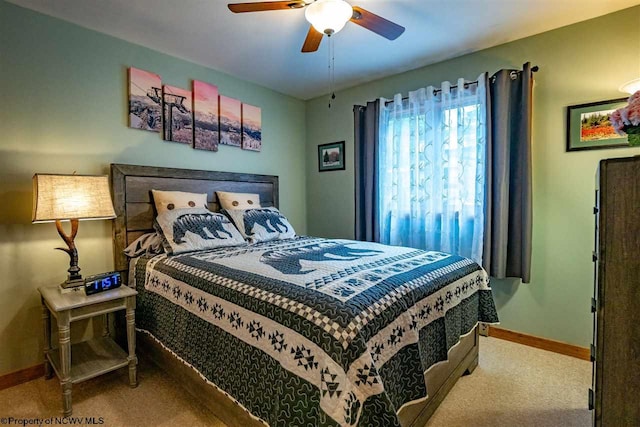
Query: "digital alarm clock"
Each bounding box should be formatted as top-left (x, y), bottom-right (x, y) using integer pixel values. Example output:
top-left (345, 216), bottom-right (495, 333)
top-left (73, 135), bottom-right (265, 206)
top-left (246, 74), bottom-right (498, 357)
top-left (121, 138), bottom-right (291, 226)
top-left (84, 271), bottom-right (122, 295)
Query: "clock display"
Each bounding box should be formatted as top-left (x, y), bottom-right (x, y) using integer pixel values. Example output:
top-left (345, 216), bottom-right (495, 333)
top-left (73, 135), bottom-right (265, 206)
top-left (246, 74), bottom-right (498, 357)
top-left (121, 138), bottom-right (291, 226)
top-left (84, 271), bottom-right (122, 295)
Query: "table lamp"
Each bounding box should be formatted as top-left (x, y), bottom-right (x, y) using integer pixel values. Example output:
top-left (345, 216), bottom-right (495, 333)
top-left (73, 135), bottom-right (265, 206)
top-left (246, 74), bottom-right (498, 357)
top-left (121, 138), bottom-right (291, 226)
top-left (32, 174), bottom-right (116, 289)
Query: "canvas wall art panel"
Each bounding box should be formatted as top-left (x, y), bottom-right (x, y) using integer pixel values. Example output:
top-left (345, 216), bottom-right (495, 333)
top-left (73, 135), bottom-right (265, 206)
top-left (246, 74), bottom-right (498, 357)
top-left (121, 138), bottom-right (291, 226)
top-left (241, 103), bottom-right (262, 151)
top-left (128, 67), bottom-right (162, 132)
top-left (193, 80), bottom-right (219, 152)
top-left (219, 95), bottom-right (242, 147)
top-left (163, 85), bottom-right (193, 144)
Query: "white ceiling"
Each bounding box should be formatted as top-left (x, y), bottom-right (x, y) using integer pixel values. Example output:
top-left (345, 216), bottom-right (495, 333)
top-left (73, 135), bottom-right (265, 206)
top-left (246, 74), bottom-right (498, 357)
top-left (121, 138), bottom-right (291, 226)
top-left (8, 0), bottom-right (640, 99)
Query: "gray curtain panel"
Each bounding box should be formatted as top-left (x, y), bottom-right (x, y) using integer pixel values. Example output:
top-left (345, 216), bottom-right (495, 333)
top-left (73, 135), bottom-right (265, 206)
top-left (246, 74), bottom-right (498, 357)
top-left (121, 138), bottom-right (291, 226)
top-left (483, 62), bottom-right (534, 283)
top-left (354, 100), bottom-right (381, 242)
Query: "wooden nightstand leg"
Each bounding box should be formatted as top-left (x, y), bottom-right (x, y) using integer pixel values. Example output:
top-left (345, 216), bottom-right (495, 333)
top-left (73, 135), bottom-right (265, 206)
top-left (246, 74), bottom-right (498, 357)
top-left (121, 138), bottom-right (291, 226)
top-left (102, 313), bottom-right (110, 337)
top-left (41, 298), bottom-right (53, 380)
top-left (58, 311), bottom-right (72, 417)
top-left (126, 296), bottom-right (138, 388)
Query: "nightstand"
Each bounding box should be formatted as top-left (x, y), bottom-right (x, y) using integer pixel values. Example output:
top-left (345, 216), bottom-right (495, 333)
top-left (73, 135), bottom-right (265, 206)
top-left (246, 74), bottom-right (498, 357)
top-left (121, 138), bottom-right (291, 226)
top-left (38, 285), bottom-right (138, 417)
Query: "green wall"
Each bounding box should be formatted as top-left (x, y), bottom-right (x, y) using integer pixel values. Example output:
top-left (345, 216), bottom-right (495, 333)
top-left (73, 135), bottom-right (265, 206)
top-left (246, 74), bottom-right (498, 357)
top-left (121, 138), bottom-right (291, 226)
top-left (0, 1), bottom-right (306, 375)
top-left (306, 6), bottom-right (640, 347)
top-left (2, 0), bottom-right (639, 378)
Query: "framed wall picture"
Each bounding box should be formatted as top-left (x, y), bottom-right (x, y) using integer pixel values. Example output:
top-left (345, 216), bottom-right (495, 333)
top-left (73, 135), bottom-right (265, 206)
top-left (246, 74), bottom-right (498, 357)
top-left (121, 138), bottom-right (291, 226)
top-left (318, 141), bottom-right (345, 172)
top-left (566, 98), bottom-right (629, 151)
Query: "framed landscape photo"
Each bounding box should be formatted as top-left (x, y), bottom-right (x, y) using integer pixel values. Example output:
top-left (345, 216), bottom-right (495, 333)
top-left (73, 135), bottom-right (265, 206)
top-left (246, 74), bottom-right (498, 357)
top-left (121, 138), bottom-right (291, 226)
top-left (318, 141), bottom-right (345, 172)
top-left (566, 98), bottom-right (629, 151)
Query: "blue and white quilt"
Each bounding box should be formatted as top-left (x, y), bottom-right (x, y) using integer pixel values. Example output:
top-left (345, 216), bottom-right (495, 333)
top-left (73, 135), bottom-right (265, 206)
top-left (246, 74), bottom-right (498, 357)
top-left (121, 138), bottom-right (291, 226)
top-left (132, 236), bottom-right (498, 426)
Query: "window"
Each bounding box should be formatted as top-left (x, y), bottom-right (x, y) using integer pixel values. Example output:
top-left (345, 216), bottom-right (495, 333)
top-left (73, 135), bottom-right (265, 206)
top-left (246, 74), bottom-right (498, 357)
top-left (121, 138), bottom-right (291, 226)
top-left (378, 85), bottom-right (486, 262)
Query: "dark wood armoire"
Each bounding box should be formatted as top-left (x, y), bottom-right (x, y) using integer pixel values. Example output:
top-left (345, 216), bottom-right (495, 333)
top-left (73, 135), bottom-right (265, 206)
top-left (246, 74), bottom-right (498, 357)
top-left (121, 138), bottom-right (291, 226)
top-left (590, 156), bottom-right (640, 426)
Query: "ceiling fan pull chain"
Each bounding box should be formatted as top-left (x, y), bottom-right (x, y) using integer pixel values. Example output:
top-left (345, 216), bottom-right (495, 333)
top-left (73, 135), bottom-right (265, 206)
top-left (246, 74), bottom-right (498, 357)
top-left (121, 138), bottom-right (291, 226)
top-left (328, 35), bottom-right (332, 108)
top-left (328, 35), bottom-right (336, 109)
top-left (332, 36), bottom-right (336, 100)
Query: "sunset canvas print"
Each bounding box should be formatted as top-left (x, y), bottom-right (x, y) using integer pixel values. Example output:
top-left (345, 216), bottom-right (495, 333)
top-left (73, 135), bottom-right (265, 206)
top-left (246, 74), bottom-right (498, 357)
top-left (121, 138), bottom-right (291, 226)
top-left (163, 85), bottom-right (193, 144)
top-left (219, 95), bottom-right (242, 147)
top-left (193, 80), bottom-right (219, 151)
top-left (241, 103), bottom-right (262, 151)
top-left (128, 67), bottom-right (162, 132)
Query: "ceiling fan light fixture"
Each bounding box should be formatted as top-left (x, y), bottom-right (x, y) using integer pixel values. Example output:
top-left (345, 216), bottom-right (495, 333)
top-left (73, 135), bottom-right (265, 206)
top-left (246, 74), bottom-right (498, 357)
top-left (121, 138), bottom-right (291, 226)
top-left (305, 0), bottom-right (353, 35)
top-left (619, 78), bottom-right (640, 94)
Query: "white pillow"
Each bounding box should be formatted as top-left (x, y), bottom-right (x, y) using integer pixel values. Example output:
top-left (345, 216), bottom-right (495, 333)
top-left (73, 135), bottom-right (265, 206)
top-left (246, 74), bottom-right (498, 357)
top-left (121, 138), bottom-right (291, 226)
top-left (154, 208), bottom-right (246, 254)
top-left (124, 232), bottom-right (164, 257)
top-left (216, 191), bottom-right (261, 210)
top-left (152, 190), bottom-right (208, 214)
top-left (225, 207), bottom-right (296, 243)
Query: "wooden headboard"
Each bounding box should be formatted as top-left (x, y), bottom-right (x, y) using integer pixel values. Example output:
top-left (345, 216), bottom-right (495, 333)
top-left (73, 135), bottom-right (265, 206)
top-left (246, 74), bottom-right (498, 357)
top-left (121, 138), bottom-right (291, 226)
top-left (110, 163), bottom-right (279, 273)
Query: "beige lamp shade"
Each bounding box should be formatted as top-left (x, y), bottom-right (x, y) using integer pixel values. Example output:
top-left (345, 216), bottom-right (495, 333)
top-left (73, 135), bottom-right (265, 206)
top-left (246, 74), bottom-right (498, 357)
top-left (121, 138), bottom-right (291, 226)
top-left (32, 174), bottom-right (116, 223)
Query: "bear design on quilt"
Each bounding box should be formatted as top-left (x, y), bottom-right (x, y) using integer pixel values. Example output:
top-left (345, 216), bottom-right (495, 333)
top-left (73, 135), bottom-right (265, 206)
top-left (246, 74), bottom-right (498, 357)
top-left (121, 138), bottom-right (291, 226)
top-left (260, 243), bottom-right (382, 275)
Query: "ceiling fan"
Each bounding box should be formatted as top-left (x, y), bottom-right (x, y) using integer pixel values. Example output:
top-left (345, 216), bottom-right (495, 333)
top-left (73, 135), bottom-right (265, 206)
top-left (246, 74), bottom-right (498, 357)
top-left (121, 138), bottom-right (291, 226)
top-left (227, 0), bottom-right (405, 53)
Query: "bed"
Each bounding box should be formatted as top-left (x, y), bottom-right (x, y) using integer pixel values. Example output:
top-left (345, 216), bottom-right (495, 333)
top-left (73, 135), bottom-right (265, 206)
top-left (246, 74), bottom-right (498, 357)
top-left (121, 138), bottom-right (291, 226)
top-left (111, 163), bottom-right (498, 427)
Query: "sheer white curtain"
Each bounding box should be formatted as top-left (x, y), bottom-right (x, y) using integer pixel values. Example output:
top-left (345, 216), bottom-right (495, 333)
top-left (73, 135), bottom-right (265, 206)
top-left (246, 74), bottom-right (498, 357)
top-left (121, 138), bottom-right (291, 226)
top-left (378, 74), bottom-right (487, 263)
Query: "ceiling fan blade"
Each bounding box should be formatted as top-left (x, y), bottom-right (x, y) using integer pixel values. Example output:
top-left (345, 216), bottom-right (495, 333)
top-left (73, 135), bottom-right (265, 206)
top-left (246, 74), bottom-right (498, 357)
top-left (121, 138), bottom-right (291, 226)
top-left (228, 1), bottom-right (306, 13)
top-left (301, 25), bottom-right (323, 53)
top-left (350, 6), bottom-right (405, 40)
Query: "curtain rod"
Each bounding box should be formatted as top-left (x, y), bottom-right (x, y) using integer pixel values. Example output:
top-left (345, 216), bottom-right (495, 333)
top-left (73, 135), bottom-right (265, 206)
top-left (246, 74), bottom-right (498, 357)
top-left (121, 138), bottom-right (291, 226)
top-left (384, 65), bottom-right (539, 105)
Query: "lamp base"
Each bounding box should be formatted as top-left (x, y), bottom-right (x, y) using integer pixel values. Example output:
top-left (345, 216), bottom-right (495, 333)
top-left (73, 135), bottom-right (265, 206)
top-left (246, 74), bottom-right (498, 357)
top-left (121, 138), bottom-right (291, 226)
top-left (60, 278), bottom-right (85, 290)
top-left (55, 219), bottom-right (84, 289)
top-left (59, 280), bottom-right (85, 294)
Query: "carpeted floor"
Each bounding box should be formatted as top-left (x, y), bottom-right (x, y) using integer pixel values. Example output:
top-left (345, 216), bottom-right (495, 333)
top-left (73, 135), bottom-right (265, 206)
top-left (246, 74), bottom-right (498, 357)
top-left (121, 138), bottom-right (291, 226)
top-left (424, 337), bottom-right (591, 427)
top-left (0, 337), bottom-right (591, 426)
